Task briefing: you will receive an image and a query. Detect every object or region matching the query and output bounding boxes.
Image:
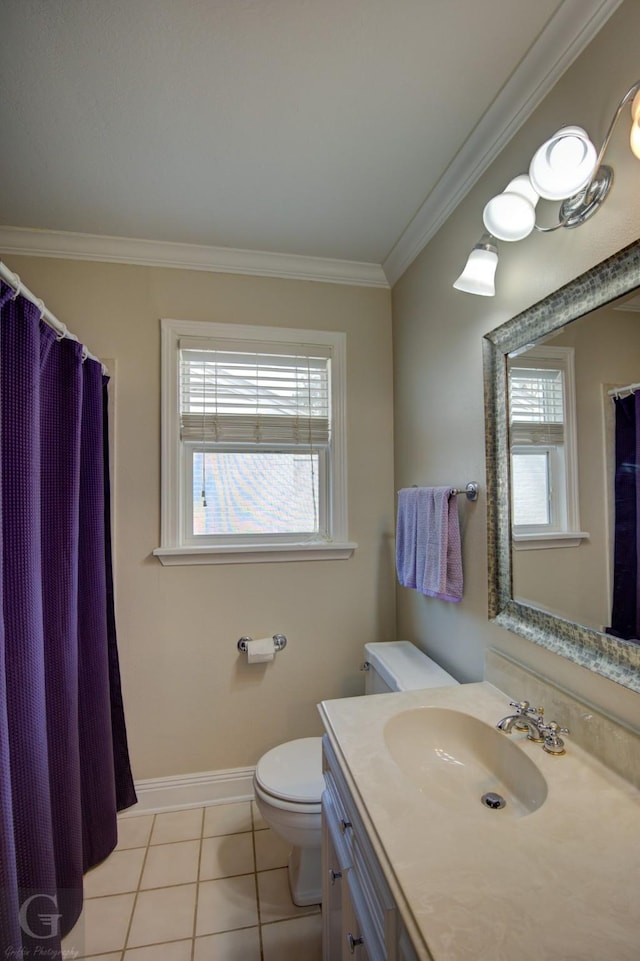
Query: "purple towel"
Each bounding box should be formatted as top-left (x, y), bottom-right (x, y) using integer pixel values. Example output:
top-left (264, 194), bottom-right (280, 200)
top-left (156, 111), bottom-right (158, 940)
top-left (396, 487), bottom-right (463, 602)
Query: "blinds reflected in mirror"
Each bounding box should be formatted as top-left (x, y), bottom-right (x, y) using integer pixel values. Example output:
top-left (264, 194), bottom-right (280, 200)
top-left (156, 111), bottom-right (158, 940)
top-left (509, 366), bottom-right (565, 445)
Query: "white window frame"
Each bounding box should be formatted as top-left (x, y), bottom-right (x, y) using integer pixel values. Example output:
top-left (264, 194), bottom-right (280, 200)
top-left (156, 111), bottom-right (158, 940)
top-left (153, 319), bottom-right (356, 565)
top-left (508, 346), bottom-right (588, 551)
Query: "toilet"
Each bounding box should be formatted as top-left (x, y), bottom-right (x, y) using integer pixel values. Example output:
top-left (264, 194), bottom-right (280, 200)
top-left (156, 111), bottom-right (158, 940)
top-left (253, 640), bottom-right (458, 905)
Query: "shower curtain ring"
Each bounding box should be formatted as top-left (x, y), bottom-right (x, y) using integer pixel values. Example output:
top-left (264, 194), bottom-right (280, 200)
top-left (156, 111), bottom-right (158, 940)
top-left (35, 298), bottom-right (45, 319)
top-left (56, 323), bottom-right (68, 341)
top-left (10, 274), bottom-right (21, 300)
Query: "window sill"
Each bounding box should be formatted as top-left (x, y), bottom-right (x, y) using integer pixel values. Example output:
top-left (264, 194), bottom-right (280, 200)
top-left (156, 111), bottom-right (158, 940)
top-left (512, 531), bottom-right (590, 551)
top-left (153, 541), bottom-right (358, 566)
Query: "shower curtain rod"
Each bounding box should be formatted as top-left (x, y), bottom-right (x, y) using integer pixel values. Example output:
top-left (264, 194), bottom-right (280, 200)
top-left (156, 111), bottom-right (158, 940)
top-left (0, 261), bottom-right (107, 374)
top-left (608, 381), bottom-right (640, 398)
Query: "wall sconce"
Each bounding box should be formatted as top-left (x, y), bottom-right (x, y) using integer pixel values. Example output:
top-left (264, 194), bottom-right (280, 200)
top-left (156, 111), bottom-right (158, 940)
top-left (452, 234), bottom-right (498, 296)
top-left (454, 80), bottom-right (640, 296)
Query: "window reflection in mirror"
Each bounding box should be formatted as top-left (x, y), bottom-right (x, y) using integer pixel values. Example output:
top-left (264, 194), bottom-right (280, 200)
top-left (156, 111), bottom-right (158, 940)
top-left (508, 346), bottom-right (579, 542)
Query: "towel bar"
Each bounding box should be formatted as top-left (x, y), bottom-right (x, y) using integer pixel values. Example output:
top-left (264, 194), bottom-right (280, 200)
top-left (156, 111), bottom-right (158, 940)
top-left (451, 482), bottom-right (479, 502)
top-left (400, 481), bottom-right (480, 502)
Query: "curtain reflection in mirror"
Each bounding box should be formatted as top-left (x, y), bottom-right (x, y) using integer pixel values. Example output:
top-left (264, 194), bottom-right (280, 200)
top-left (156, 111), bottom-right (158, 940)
top-left (608, 388), bottom-right (640, 642)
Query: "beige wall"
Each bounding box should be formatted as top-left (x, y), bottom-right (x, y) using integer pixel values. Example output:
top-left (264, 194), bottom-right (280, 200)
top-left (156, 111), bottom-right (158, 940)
top-left (4, 3), bottom-right (640, 781)
top-left (0, 256), bottom-right (395, 778)
top-left (392, 0), bottom-right (640, 730)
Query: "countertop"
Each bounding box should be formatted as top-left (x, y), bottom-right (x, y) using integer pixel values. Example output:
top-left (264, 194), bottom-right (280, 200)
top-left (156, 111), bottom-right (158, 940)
top-left (318, 681), bottom-right (640, 961)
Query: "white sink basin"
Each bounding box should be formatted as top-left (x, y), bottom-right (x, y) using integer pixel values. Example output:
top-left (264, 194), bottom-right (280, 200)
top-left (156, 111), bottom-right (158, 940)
top-left (383, 707), bottom-right (547, 818)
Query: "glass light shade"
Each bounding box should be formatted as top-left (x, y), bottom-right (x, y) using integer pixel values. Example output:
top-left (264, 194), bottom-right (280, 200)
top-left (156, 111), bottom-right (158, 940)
top-left (529, 126), bottom-right (597, 200)
top-left (630, 90), bottom-right (640, 159)
top-left (482, 175), bottom-right (539, 241)
top-left (453, 245), bottom-right (498, 296)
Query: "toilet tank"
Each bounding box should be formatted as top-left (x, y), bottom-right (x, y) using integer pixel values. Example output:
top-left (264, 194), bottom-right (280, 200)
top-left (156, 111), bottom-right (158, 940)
top-left (363, 641), bottom-right (459, 694)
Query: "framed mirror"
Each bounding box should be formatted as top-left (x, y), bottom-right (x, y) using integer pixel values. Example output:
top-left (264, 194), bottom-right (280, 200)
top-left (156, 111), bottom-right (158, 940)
top-left (483, 238), bottom-right (640, 693)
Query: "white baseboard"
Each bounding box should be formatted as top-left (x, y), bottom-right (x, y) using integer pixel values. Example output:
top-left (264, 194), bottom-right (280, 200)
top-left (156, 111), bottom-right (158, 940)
top-left (119, 766), bottom-right (255, 816)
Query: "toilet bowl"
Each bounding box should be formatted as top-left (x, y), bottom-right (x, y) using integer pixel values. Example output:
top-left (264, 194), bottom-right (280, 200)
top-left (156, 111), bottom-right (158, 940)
top-left (253, 641), bottom-right (459, 906)
top-left (253, 737), bottom-right (324, 906)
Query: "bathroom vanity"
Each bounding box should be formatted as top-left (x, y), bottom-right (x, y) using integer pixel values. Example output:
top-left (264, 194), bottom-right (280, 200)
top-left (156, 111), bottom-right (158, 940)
top-left (322, 734), bottom-right (418, 961)
top-left (319, 680), bottom-right (640, 961)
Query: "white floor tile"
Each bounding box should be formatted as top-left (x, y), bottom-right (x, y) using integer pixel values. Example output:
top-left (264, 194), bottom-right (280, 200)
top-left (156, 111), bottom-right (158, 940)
top-left (196, 875), bottom-right (259, 937)
top-left (127, 884), bottom-right (197, 947)
top-left (203, 802), bottom-right (253, 837)
top-left (254, 828), bottom-right (290, 871)
top-left (194, 927), bottom-right (261, 961)
top-left (262, 913), bottom-right (323, 961)
top-left (257, 869), bottom-right (320, 924)
top-left (199, 832), bottom-right (254, 880)
top-left (116, 814), bottom-right (154, 850)
top-left (124, 938), bottom-right (193, 961)
top-left (59, 801), bottom-right (323, 961)
top-left (63, 892), bottom-right (135, 957)
top-left (141, 839), bottom-right (200, 888)
top-left (151, 808), bottom-right (203, 845)
top-left (84, 846), bottom-right (146, 898)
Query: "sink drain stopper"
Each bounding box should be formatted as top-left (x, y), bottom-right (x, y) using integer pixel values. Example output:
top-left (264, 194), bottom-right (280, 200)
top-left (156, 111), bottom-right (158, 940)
top-left (481, 792), bottom-right (506, 810)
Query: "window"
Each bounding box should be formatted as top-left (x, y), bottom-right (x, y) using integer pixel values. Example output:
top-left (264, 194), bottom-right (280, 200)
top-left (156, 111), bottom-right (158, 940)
top-left (508, 346), bottom-right (587, 549)
top-left (154, 320), bottom-right (355, 565)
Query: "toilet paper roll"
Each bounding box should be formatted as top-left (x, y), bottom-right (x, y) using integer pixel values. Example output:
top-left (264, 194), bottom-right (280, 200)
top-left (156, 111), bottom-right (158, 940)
top-left (246, 636), bottom-right (276, 664)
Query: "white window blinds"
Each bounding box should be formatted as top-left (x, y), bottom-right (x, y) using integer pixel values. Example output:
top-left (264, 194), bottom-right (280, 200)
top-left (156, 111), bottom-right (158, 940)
top-left (180, 342), bottom-right (330, 446)
top-left (509, 366), bottom-right (565, 445)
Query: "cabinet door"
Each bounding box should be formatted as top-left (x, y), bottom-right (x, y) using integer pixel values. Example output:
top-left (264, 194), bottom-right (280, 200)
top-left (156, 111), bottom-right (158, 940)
top-left (322, 796), bottom-right (345, 961)
top-left (342, 874), bottom-right (371, 961)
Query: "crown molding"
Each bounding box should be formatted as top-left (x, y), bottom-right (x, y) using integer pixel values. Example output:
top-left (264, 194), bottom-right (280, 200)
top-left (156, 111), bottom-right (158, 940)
top-left (383, 0), bottom-right (624, 285)
top-left (0, 225), bottom-right (389, 289)
top-left (0, 0), bottom-right (622, 290)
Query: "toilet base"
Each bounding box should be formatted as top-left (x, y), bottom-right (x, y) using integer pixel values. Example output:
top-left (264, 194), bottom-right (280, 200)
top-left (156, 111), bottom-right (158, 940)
top-left (288, 844), bottom-right (322, 905)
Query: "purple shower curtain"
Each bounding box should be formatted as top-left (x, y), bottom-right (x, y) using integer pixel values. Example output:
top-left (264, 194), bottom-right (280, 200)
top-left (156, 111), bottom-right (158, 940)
top-left (0, 282), bottom-right (136, 959)
top-left (608, 390), bottom-right (640, 642)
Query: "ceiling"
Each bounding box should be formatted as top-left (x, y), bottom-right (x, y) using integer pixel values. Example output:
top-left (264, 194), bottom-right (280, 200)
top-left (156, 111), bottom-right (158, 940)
top-left (0, 0), bottom-right (622, 285)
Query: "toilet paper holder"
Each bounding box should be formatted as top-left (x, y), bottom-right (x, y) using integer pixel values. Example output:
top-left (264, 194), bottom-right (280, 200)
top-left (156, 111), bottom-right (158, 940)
top-left (237, 634), bottom-right (288, 654)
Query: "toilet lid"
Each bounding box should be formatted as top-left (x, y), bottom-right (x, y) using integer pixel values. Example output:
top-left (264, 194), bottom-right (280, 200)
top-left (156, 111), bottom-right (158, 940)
top-left (255, 737), bottom-right (324, 804)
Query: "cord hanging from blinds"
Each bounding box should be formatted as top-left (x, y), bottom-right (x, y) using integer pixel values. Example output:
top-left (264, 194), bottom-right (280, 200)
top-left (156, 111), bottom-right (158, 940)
top-left (179, 343), bottom-right (330, 445)
top-left (200, 352), bottom-right (209, 507)
top-left (303, 351), bottom-right (319, 531)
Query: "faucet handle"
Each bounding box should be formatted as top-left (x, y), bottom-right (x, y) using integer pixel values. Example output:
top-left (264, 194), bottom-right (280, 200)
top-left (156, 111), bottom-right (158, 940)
top-left (497, 700), bottom-right (544, 736)
top-left (540, 721), bottom-right (570, 755)
top-left (509, 700), bottom-right (544, 722)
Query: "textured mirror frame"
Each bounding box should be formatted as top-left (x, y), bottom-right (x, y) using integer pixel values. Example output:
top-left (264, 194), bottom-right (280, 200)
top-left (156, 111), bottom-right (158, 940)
top-left (483, 238), bottom-right (640, 693)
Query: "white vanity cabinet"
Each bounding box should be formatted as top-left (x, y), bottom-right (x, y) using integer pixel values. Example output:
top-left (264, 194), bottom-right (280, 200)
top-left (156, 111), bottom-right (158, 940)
top-left (320, 681), bottom-right (640, 961)
top-left (322, 735), bottom-right (420, 961)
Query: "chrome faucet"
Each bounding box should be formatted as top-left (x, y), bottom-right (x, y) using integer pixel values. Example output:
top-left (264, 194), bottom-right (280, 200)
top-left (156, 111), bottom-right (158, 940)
top-left (496, 700), bottom-right (544, 743)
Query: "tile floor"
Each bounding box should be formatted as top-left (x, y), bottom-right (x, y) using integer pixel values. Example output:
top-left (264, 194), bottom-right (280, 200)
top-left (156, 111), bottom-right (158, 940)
top-left (62, 801), bottom-right (322, 961)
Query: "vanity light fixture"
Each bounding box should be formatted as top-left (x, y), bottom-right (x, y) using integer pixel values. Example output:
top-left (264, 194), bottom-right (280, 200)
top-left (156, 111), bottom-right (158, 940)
top-left (452, 233), bottom-right (498, 296)
top-left (454, 80), bottom-right (640, 295)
